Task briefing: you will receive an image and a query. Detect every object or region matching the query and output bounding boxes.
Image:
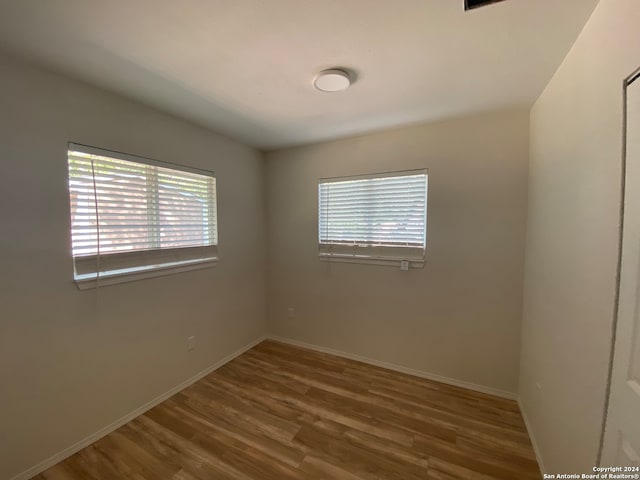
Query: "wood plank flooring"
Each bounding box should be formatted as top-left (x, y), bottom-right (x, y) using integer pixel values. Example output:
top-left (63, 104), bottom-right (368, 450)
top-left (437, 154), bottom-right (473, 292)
top-left (33, 340), bottom-right (541, 480)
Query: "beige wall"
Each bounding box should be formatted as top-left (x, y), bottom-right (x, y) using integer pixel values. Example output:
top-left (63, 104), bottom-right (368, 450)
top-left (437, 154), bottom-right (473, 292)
top-left (520, 0), bottom-right (640, 472)
top-left (265, 108), bottom-right (529, 395)
top-left (0, 52), bottom-right (267, 480)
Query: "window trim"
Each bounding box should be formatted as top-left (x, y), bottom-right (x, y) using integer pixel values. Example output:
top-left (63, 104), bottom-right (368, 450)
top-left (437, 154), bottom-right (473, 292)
top-left (318, 169), bottom-right (428, 268)
top-left (67, 143), bottom-right (219, 289)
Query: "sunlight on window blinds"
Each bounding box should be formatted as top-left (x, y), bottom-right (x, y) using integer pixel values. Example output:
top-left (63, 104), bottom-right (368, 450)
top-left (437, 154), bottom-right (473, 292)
top-left (318, 171), bottom-right (427, 253)
top-left (67, 145), bottom-right (217, 280)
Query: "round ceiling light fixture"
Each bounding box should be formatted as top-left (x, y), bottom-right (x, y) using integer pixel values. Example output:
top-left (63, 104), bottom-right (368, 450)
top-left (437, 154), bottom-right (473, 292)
top-left (313, 69), bottom-right (351, 92)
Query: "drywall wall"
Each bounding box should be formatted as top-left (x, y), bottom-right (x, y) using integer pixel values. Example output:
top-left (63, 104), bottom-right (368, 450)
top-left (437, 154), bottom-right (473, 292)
top-left (265, 108), bottom-right (529, 395)
top-left (0, 51), bottom-right (267, 480)
top-left (520, 0), bottom-right (640, 472)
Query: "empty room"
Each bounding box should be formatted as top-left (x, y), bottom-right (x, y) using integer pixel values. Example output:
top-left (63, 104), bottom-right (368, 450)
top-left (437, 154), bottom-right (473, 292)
top-left (1, 0), bottom-right (639, 479)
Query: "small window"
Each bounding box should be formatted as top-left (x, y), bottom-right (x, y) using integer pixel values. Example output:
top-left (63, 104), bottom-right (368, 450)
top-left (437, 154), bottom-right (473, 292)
top-left (67, 143), bottom-right (218, 288)
top-left (318, 170), bottom-right (428, 266)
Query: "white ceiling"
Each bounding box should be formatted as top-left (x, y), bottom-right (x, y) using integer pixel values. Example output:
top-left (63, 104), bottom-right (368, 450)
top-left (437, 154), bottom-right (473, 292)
top-left (0, 0), bottom-right (598, 150)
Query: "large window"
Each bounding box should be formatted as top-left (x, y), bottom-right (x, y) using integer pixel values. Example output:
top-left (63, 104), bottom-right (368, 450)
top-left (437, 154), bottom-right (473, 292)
top-left (318, 170), bottom-right (427, 266)
top-left (67, 143), bottom-right (218, 287)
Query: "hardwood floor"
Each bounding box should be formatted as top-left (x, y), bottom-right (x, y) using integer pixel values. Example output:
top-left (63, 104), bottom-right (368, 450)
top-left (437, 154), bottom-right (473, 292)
top-left (33, 340), bottom-right (541, 480)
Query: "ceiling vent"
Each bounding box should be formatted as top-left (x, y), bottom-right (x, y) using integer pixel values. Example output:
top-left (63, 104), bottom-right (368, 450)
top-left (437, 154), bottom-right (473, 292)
top-left (464, 0), bottom-right (509, 11)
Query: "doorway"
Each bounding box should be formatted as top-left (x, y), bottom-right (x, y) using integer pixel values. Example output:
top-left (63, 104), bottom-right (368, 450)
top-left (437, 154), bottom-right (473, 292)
top-left (601, 68), bottom-right (640, 467)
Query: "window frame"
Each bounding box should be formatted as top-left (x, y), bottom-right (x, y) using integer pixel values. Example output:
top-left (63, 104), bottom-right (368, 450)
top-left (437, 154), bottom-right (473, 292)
top-left (317, 169), bottom-right (428, 268)
top-left (67, 143), bottom-right (219, 289)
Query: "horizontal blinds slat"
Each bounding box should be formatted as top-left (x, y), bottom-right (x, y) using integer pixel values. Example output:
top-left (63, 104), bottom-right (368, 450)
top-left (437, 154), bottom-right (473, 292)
top-left (68, 146), bottom-right (218, 264)
top-left (71, 185), bottom-right (212, 197)
top-left (322, 183), bottom-right (426, 190)
top-left (73, 181), bottom-right (211, 194)
top-left (320, 227), bottom-right (425, 231)
top-left (319, 212), bottom-right (426, 218)
top-left (322, 180), bottom-right (424, 193)
top-left (71, 237), bottom-right (218, 246)
top-left (73, 243), bottom-right (215, 256)
top-left (319, 189), bottom-right (425, 197)
top-left (318, 173), bottom-right (427, 248)
top-left (319, 200), bottom-right (426, 206)
top-left (71, 238), bottom-right (216, 252)
top-left (319, 230), bottom-right (426, 237)
top-left (320, 238), bottom-right (424, 243)
top-left (71, 183), bottom-right (212, 196)
top-left (72, 224), bottom-right (214, 230)
top-left (319, 195), bottom-right (424, 201)
top-left (319, 181), bottom-right (425, 190)
top-left (74, 245), bottom-right (218, 275)
top-left (318, 222), bottom-right (426, 227)
top-left (72, 205), bottom-right (212, 213)
top-left (72, 213), bottom-right (210, 220)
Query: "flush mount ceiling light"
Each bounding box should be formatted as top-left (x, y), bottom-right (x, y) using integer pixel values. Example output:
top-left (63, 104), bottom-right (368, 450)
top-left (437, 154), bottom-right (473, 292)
top-left (313, 69), bottom-right (351, 92)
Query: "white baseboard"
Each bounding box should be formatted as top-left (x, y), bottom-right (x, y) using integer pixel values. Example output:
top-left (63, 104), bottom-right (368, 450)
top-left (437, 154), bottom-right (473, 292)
top-left (10, 335), bottom-right (267, 480)
top-left (267, 335), bottom-right (518, 400)
top-left (518, 398), bottom-right (546, 478)
top-left (11, 333), bottom-right (527, 480)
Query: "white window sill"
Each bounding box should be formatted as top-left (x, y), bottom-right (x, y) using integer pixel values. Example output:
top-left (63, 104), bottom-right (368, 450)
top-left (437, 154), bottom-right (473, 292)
top-left (318, 252), bottom-right (425, 268)
top-left (74, 257), bottom-right (217, 290)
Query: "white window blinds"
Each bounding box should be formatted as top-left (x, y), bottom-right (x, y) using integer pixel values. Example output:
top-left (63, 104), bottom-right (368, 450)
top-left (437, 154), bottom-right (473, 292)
top-left (67, 143), bottom-right (218, 281)
top-left (318, 170), bottom-right (427, 262)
